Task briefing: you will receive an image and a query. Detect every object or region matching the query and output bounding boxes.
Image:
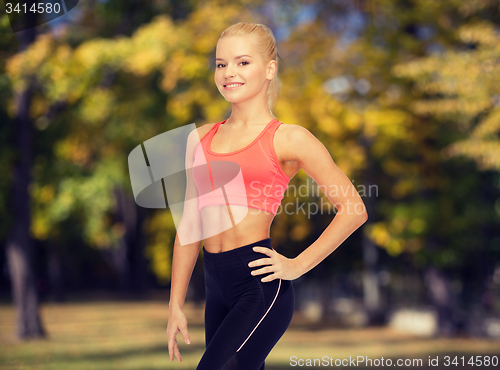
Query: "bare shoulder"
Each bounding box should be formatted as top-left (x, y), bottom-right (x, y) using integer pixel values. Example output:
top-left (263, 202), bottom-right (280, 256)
top-left (275, 123), bottom-right (322, 160)
top-left (276, 123), bottom-right (315, 140)
top-left (197, 122), bottom-right (217, 138)
top-left (195, 122), bottom-right (217, 140)
top-left (187, 122), bottom-right (217, 145)
top-left (275, 123), bottom-right (322, 152)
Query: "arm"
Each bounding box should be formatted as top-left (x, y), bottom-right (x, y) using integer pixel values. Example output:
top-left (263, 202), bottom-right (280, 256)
top-left (169, 128), bottom-right (203, 310)
top-left (290, 125), bottom-right (368, 276)
top-left (167, 128), bottom-right (204, 362)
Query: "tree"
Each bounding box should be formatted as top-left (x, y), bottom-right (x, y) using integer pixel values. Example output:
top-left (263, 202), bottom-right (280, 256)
top-left (5, 11), bottom-right (46, 339)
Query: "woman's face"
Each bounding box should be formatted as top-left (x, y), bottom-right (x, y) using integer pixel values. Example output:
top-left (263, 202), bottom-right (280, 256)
top-left (214, 35), bottom-right (274, 105)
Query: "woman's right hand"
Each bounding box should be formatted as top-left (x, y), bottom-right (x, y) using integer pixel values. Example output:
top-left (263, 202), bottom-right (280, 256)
top-left (166, 306), bottom-right (191, 362)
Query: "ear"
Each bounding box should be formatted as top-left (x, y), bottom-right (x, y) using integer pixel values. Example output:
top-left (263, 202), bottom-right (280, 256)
top-left (266, 59), bottom-right (277, 80)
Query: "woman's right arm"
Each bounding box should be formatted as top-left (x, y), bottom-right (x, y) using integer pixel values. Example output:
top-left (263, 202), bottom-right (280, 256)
top-left (167, 127), bottom-right (205, 362)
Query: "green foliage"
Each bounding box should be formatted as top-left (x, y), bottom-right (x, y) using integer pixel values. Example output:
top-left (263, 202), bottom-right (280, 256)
top-left (1, 0), bottom-right (499, 285)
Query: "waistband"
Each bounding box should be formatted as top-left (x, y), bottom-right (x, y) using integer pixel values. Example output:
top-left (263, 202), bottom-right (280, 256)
top-left (202, 237), bottom-right (272, 269)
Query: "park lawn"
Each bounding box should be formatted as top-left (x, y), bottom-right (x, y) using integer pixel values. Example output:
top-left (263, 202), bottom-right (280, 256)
top-left (0, 298), bottom-right (499, 370)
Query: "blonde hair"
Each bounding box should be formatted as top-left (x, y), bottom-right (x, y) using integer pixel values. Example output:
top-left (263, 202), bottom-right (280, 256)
top-left (219, 22), bottom-right (281, 117)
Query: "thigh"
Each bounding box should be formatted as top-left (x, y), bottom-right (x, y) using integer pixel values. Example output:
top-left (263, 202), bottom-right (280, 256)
top-left (204, 289), bottom-right (229, 347)
top-left (197, 279), bottom-right (264, 370)
top-left (236, 279), bottom-right (295, 368)
top-left (197, 279), bottom-right (295, 370)
top-left (204, 268), bottom-right (230, 346)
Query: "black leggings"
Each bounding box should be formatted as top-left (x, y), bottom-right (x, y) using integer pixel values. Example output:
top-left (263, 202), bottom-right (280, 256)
top-left (197, 237), bottom-right (295, 370)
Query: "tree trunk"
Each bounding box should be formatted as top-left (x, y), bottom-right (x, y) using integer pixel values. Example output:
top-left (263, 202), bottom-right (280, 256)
top-left (423, 266), bottom-right (457, 336)
top-left (132, 203), bottom-right (149, 296)
top-left (47, 242), bottom-right (65, 302)
top-left (359, 134), bottom-right (383, 325)
top-left (112, 186), bottom-right (134, 294)
top-left (5, 12), bottom-right (46, 339)
top-left (112, 186), bottom-right (149, 297)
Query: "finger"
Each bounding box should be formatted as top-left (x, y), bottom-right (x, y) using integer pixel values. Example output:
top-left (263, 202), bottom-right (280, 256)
top-left (167, 329), bottom-right (180, 359)
top-left (167, 335), bottom-right (174, 361)
top-left (252, 246), bottom-right (273, 255)
top-left (168, 340), bottom-right (176, 361)
top-left (174, 345), bottom-right (182, 362)
top-left (248, 257), bottom-right (272, 268)
top-left (251, 266), bottom-right (274, 276)
top-left (179, 325), bottom-right (191, 345)
top-left (171, 337), bottom-right (181, 362)
top-left (261, 273), bottom-right (278, 282)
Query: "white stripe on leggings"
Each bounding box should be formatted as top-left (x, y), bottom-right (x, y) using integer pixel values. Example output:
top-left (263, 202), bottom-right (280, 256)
top-left (236, 278), bottom-right (282, 352)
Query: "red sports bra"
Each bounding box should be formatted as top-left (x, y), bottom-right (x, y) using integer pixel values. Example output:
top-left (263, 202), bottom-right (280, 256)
top-left (192, 118), bottom-right (290, 215)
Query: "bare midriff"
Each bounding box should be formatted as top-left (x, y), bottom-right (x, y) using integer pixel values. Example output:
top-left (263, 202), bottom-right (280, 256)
top-left (201, 205), bottom-right (275, 253)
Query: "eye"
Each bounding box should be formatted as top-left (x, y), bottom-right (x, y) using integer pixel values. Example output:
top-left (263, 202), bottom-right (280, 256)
top-left (216, 61), bottom-right (249, 68)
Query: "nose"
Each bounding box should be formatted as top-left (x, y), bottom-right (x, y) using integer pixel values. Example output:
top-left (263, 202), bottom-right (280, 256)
top-left (225, 63), bottom-right (236, 79)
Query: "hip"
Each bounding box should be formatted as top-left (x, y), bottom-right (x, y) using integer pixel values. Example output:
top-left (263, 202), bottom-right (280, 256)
top-left (203, 237), bottom-right (293, 308)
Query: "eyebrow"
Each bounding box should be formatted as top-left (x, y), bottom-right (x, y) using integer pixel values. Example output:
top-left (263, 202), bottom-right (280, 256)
top-left (215, 55), bottom-right (253, 61)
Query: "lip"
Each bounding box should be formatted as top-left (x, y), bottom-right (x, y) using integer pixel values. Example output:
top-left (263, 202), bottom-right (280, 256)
top-left (224, 83), bottom-right (245, 90)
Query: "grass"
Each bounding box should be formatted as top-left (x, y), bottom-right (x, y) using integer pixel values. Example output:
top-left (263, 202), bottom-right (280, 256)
top-left (0, 296), bottom-right (499, 369)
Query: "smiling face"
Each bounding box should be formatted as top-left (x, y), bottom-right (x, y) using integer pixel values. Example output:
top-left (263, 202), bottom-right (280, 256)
top-left (214, 34), bottom-right (276, 106)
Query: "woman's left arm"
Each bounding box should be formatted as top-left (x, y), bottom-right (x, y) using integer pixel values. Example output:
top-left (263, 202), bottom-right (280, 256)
top-left (249, 125), bottom-right (368, 281)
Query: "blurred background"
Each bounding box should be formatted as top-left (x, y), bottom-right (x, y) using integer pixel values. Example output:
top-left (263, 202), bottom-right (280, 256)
top-left (1, 0), bottom-right (499, 368)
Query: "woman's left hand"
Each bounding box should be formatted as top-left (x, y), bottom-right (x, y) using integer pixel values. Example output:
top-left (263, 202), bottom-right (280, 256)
top-left (248, 247), bottom-right (303, 282)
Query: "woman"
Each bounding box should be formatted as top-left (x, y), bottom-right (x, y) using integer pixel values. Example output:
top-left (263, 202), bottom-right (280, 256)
top-left (166, 22), bottom-right (368, 370)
